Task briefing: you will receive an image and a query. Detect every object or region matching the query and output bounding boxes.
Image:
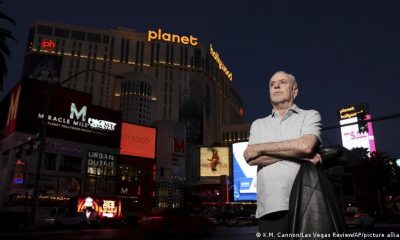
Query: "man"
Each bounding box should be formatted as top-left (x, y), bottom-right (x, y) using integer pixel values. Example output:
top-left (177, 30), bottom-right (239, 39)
top-left (244, 71), bottom-right (322, 238)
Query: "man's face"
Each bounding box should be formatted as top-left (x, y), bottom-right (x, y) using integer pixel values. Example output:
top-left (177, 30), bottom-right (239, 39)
top-left (269, 72), bottom-right (298, 106)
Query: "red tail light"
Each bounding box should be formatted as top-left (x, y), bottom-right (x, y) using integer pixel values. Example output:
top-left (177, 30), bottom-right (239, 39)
top-left (142, 216), bottom-right (164, 222)
top-left (354, 213), bottom-right (360, 219)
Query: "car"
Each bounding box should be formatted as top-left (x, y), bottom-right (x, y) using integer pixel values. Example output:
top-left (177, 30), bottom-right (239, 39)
top-left (233, 217), bottom-right (254, 226)
top-left (345, 210), bottom-right (375, 228)
top-left (38, 208), bottom-right (87, 228)
top-left (224, 218), bottom-right (236, 226)
top-left (138, 208), bottom-right (215, 235)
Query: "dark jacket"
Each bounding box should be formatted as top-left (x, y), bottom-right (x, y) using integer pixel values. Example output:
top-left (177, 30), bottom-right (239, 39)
top-left (288, 162), bottom-right (347, 239)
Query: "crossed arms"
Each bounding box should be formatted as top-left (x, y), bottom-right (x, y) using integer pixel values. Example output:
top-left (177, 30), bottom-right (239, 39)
top-left (243, 134), bottom-right (321, 166)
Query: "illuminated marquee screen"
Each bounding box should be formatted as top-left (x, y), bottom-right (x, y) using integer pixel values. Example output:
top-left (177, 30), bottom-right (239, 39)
top-left (338, 104), bottom-right (376, 154)
top-left (77, 197), bottom-right (122, 219)
top-left (339, 115), bottom-right (376, 154)
top-left (232, 142), bottom-right (257, 201)
top-left (14, 78), bottom-right (121, 147)
top-left (200, 147), bottom-right (229, 176)
top-left (120, 123), bottom-right (156, 158)
top-left (23, 53), bottom-right (62, 83)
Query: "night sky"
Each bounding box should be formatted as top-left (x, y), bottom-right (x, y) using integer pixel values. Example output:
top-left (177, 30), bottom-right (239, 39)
top-left (1, 0), bottom-right (400, 157)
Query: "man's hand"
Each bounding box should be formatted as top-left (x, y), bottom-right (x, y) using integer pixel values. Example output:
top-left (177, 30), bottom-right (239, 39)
top-left (302, 153), bottom-right (322, 165)
top-left (243, 144), bottom-right (260, 162)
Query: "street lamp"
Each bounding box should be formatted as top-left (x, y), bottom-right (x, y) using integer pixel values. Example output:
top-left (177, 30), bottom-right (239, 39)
top-left (31, 69), bottom-right (124, 224)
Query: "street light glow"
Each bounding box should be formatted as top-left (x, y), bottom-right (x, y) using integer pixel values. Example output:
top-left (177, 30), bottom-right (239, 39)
top-left (396, 159), bottom-right (400, 167)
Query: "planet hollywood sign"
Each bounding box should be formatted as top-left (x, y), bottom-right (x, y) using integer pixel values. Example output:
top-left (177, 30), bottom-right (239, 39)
top-left (37, 103), bottom-right (117, 135)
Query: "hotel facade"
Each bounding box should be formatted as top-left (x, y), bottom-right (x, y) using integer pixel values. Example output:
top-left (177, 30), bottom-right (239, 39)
top-left (24, 20), bottom-right (244, 147)
top-left (0, 20), bottom-right (245, 210)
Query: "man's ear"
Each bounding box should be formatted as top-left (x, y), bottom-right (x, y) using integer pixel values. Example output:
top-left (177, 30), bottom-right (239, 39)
top-left (293, 87), bottom-right (298, 98)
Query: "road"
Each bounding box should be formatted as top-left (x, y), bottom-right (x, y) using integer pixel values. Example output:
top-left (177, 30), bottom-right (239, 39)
top-left (1, 224), bottom-right (399, 240)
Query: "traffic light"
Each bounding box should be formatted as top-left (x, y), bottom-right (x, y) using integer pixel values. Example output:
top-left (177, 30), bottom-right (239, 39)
top-left (357, 111), bottom-right (368, 133)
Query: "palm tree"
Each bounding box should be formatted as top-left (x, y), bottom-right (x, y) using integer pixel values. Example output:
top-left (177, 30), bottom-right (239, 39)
top-left (0, 1), bottom-right (16, 90)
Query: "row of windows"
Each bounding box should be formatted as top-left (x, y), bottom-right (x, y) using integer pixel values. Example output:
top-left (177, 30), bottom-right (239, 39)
top-left (43, 153), bottom-right (82, 173)
top-left (222, 130), bottom-right (249, 142)
top-left (35, 25), bottom-right (231, 85)
top-left (121, 80), bottom-right (152, 97)
top-left (37, 24), bottom-right (109, 44)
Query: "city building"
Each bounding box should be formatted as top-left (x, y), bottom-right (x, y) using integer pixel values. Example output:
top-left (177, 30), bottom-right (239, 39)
top-left (0, 79), bottom-right (123, 215)
top-left (23, 20), bottom-right (247, 206)
top-left (221, 123), bottom-right (250, 146)
top-left (23, 20), bottom-right (244, 147)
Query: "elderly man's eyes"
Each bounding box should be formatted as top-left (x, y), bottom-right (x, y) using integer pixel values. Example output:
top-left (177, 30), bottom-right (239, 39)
top-left (279, 80), bottom-right (287, 84)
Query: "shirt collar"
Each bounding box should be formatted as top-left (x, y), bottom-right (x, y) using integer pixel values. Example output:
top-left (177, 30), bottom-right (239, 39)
top-left (271, 104), bottom-right (300, 118)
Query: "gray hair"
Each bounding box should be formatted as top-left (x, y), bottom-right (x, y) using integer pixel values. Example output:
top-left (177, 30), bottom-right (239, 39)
top-left (273, 71), bottom-right (297, 88)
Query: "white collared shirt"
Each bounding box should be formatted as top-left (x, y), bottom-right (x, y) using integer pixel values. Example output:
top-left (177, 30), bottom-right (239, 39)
top-left (249, 104), bottom-right (322, 218)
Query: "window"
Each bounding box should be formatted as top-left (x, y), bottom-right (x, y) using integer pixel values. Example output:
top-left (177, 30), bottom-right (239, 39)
top-left (150, 43), bottom-right (154, 66)
top-left (180, 46), bottom-right (183, 65)
top-left (54, 28), bottom-right (70, 38)
top-left (170, 45), bottom-right (174, 64)
top-left (135, 41), bottom-right (140, 64)
top-left (37, 25), bottom-right (53, 35)
top-left (120, 38), bottom-right (125, 62)
top-left (103, 35), bottom-right (110, 44)
top-left (140, 41), bottom-right (144, 65)
top-left (184, 47), bottom-right (188, 66)
top-left (110, 37), bottom-right (115, 60)
top-left (43, 153), bottom-right (57, 171)
top-left (87, 33), bottom-right (101, 43)
top-left (71, 30), bottom-right (86, 40)
top-left (125, 39), bottom-right (130, 63)
top-left (156, 43), bottom-right (160, 62)
top-left (60, 156), bottom-right (82, 173)
top-left (166, 44), bottom-right (170, 64)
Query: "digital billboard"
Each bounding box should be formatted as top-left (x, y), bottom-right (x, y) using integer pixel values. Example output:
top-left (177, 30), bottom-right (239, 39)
top-left (120, 123), bottom-right (156, 158)
top-left (232, 142), bottom-right (257, 201)
top-left (338, 104), bottom-right (376, 155)
top-left (13, 78), bottom-right (121, 147)
top-left (23, 53), bottom-right (62, 83)
top-left (200, 147), bottom-right (229, 176)
top-left (339, 115), bottom-right (376, 154)
top-left (77, 197), bottom-right (122, 219)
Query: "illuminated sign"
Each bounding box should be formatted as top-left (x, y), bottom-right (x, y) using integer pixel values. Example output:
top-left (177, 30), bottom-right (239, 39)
top-left (210, 44), bottom-right (233, 81)
top-left (11, 78), bottom-right (121, 147)
top-left (338, 104), bottom-right (366, 120)
top-left (232, 142), bottom-right (257, 201)
top-left (338, 104), bottom-right (376, 155)
top-left (37, 102), bottom-right (117, 134)
top-left (200, 147), bottom-right (230, 176)
top-left (1, 84), bottom-right (21, 137)
top-left (12, 159), bottom-right (26, 186)
top-left (120, 123), bottom-right (156, 158)
top-left (41, 39), bottom-right (56, 50)
top-left (77, 197), bottom-right (122, 219)
top-left (7, 85), bottom-right (21, 126)
top-left (340, 115), bottom-right (376, 155)
top-left (147, 29), bottom-right (198, 46)
top-left (87, 150), bottom-right (117, 176)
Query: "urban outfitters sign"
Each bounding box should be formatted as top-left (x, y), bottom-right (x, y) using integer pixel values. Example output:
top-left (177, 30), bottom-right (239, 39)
top-left (87, 150), bottom-right (117, 177)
